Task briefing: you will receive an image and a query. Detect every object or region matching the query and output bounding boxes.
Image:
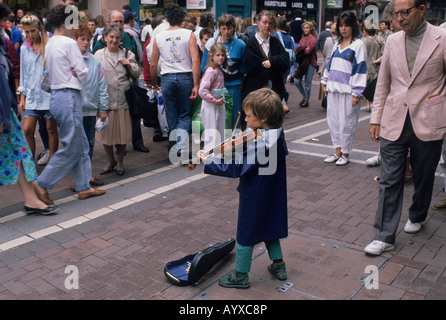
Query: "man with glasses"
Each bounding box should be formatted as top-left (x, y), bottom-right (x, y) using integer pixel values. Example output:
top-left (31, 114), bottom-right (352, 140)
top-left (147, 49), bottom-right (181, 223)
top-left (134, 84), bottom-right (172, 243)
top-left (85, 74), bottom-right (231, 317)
top-left (365, 0), bottom-right (446, 255)
top-left (92, 10), bottom-right (138, 60)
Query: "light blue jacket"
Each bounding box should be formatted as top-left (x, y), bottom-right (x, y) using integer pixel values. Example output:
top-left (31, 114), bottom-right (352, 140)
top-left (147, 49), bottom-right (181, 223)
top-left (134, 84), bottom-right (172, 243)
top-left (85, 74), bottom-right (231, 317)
top-left (81, 51), bottom-right (109, 114)
top-left (18, 40), bottom-right (51, 110)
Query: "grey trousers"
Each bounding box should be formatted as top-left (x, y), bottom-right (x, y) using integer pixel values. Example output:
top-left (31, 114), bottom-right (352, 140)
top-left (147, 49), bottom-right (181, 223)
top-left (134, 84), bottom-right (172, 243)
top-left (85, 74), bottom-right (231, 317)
top-left (373, 115), bottom-right (443, 244)
top-left (439, 137), bottom-right (446, 191)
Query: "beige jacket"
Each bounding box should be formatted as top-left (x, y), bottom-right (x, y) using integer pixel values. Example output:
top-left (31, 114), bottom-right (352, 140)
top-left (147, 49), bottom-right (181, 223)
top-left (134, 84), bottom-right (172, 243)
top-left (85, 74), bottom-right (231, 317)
top-left (94, 47), bottom-right (140, 110)
top-left (371, 23), bottom-right (446, 142)
top-left (361, 35), bottom-right (384, 83)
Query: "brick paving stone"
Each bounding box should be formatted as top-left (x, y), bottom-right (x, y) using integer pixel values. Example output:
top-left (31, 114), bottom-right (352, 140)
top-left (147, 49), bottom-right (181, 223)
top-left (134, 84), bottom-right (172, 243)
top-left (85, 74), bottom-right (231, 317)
top-left (26, 277), bottom-right (57, 295)
top-left (379, 261), bottom-right (404, 285)
top-left (390, 256), bottom-right (427, 270)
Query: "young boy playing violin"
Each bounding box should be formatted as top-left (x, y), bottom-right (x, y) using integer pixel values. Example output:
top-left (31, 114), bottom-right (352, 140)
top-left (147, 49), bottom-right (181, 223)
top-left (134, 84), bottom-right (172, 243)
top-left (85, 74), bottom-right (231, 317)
top-left (197, 87), bottom-right (289, 289)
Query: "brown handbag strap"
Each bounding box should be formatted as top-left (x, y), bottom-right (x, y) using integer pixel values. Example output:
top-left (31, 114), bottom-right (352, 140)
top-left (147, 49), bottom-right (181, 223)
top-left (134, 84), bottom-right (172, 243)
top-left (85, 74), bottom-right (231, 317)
top-left (258, 42), bottom-right (271, 60)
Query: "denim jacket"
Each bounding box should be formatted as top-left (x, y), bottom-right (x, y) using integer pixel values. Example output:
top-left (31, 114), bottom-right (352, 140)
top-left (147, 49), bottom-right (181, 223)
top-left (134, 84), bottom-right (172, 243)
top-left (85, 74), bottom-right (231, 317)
top-left (18, 40), bottom-right (51, 110)
top-left (81, 51), bottom-right (109, 115)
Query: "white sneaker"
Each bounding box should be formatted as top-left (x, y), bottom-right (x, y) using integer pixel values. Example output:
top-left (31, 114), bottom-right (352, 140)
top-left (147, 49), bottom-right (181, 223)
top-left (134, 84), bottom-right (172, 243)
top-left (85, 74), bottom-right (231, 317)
top-left (404, 220), bottom-right (422, 233)
top-left (192, 134), bottom-right (201, 145)
top-left (324, 154), bottom-right (340, 163)
top-left (336, 156), bottom-right (350, 166)
top-left (366, 154), bottom-right (381, 167)
top-left (37, 149), bottom-right (50, 166)
top-left (364, 240), bottom-right (395, 255)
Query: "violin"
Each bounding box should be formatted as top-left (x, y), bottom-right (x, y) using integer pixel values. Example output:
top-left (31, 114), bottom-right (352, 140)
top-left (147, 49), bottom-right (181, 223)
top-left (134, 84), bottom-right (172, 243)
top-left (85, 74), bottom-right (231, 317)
top-left (187, 113), bottom-right (262, 170)
top-left (187, 129), bottom-right (261, 170)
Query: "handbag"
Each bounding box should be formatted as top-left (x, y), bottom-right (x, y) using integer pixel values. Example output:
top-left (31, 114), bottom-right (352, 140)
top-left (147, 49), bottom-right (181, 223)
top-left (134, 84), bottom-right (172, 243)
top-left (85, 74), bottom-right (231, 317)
top-left (277, 31), bottom-right (296, 67)
top-left (155, 90), bottom-right (169, 136)
top-left (362, 77), bottom-right (377, 102)
top-left (123, 48), bottom-right (150, 119)
top-left (143, 88), bottom-right (160, 128)
top-left (41, 68), bottom-right (51, 93)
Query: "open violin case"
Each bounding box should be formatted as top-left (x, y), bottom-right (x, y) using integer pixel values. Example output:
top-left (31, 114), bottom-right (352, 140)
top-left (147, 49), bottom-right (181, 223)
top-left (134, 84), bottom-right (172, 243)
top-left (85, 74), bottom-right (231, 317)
top-left (164, 238), bottom-right (236, 286)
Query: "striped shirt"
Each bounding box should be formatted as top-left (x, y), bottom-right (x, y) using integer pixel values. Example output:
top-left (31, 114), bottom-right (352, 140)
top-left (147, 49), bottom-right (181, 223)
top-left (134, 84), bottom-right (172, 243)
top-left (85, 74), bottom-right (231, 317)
top-left (321, 39), bottom-right (367, 97)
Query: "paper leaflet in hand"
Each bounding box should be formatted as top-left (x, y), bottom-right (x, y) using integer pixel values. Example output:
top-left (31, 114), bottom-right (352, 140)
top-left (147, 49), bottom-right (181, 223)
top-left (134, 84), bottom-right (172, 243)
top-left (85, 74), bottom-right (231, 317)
top-left (95, 117), bottom-right (108, 132)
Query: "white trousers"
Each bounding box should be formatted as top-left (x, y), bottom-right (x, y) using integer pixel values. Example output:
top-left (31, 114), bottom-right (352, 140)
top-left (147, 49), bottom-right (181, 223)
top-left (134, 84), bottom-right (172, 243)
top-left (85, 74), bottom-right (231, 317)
top-left (326, 92), bottom-right (360, 155)
top-left (201, 100), bottom-right (226, 151)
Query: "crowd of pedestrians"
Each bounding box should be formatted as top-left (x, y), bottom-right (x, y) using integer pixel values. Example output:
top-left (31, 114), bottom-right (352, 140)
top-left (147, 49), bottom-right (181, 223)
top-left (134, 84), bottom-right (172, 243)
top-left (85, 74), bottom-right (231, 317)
top-left (1, 0), bottom-right (446, 284)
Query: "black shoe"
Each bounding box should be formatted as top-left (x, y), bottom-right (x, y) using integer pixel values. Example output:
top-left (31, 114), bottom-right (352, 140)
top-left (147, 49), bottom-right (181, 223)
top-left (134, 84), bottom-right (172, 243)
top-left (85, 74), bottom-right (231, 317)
top-left (24, 205), bottom-right (58, 215)
top-left (153, 135), bottom-right (168, 142)
top-left (300, 100), bottom-right (309, 108)
top-left (133, 145), bottom-right (150, 153)
top-left (100, 161), bottom-right (116, 175)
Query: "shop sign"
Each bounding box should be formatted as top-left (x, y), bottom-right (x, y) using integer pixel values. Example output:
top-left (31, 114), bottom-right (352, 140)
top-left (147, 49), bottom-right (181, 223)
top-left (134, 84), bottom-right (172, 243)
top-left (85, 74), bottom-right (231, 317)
top-left (141, 0), bottom-right (158, 5)
top-left (326, 0), bottom-right (344, 8)
top-left (291, 2), bottom-right (303, 9)
top-left (187, 0), bottom-right (207, 9)
top-left (264, 1), bottom-right (287, 8)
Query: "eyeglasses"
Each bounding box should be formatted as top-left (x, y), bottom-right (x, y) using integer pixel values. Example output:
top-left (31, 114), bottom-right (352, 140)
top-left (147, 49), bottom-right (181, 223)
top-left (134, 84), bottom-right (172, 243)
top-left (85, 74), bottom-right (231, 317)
top-left (390, 6), bottom-right (416, 19)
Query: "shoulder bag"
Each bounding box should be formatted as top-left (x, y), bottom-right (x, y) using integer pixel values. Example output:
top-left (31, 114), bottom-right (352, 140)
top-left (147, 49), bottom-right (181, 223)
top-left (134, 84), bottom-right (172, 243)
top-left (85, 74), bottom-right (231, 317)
top-left (277, 31), bottom-right (296, 67)
top-left (123, 48), bottom-right (150, 119)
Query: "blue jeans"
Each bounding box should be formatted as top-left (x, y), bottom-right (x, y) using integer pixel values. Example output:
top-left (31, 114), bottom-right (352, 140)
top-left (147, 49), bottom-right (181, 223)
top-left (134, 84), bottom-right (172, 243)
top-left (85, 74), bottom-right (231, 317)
top-left (295, 64), bottom-right (316, 101)
top-left (37, 89), bottom-right (91, 192)
top-left (227, 84), bottom-right (241, 129)
top-left (161, 72), bottom-right (194, 153)
top-left (131, 116), bottom-right (144, 148)
top-left (38, 117), bottom-right (49, 150)
top-left (83, 116), bottom-right (96, 161)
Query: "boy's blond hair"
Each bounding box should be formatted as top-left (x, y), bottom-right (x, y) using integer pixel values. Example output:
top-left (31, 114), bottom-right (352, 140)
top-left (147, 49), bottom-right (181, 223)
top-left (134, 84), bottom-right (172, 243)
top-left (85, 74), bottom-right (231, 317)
top-left (206, 43), bottom-right (228, 69)
top-left (242, 88), bottom-right (284, 129)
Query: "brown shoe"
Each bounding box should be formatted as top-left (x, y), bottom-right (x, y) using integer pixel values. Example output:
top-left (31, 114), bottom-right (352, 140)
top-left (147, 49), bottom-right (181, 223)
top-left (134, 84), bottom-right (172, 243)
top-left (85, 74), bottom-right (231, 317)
top-left (32, 181), bottom-right (54, 205)
top-left (90, 177), bottom-right (104, 186)
top-left (78, 188), bottom-right (106, 200)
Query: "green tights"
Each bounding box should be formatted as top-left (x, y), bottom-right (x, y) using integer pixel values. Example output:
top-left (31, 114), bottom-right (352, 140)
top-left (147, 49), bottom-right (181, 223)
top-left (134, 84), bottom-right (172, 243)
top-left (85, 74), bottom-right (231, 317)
top-left (235, 240), bottom-right (283, 274)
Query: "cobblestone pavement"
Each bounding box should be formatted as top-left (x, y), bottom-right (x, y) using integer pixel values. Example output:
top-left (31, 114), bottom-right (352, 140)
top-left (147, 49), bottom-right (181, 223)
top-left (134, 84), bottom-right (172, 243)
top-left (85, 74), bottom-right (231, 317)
top-left (1, 70), bottom-right (445, 302)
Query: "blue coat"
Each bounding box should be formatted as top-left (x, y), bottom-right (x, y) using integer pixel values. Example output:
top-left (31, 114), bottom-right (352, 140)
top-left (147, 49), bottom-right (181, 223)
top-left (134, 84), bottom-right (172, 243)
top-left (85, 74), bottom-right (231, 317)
top-left (0, 46), bottom-right (17, 125)
top-left (204, 128), bottom-right (288, 246)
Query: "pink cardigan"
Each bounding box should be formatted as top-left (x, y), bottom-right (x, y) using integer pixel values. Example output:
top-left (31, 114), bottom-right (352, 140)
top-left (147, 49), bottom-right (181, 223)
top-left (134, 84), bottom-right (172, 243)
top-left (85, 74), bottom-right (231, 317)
top-left (298, 36), bottom-right (317, 67)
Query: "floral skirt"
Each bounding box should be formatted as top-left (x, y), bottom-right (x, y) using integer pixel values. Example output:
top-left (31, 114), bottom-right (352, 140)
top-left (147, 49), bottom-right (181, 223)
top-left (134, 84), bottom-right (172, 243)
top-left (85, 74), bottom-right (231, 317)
top-left (0, 108), bottom-right (37, 186)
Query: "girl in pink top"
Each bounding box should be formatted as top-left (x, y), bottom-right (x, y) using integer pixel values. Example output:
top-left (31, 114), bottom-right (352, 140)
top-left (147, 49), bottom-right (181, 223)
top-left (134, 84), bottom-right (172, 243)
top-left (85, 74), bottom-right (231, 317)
top-left (295, 22), bottom-right (318, 108)
top-left (199, 43), bottom-right (228, 150)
